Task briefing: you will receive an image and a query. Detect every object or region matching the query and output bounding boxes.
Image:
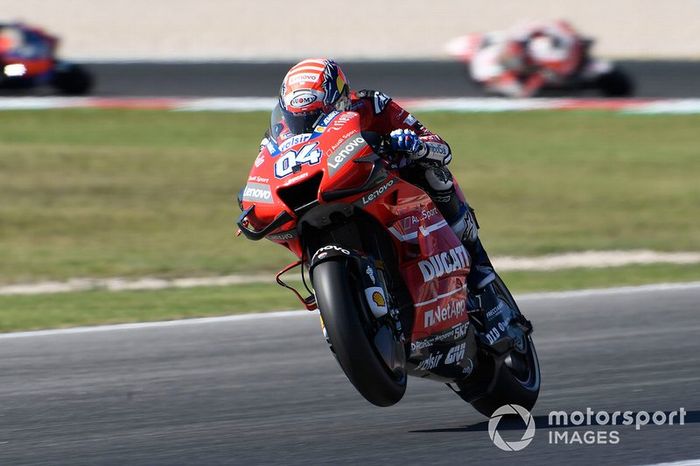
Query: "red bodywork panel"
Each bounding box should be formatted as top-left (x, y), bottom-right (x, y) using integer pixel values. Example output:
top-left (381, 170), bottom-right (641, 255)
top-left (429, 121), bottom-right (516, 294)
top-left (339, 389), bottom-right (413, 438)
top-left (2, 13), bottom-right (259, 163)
top-left (239, 110), bottom-right (469, 357)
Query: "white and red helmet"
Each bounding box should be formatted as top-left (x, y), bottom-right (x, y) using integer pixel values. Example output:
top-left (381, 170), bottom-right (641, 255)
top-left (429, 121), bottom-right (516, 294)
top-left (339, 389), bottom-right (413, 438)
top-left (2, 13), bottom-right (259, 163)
top-left (277, 58), bottom-right (349, 135)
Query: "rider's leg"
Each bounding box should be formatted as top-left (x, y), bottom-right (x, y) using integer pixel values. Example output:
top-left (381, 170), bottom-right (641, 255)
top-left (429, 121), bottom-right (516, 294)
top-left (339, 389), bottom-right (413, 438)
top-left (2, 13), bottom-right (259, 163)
top-left (400, 164), bottom-right (496, 292)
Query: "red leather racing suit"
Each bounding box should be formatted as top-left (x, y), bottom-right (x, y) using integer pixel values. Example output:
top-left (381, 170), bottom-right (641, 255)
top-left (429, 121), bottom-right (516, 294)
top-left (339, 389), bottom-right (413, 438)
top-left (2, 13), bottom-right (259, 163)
top-left (348, 89), bottom-right (492, 290)
top-left (348, 89), bottom-right (452, 166)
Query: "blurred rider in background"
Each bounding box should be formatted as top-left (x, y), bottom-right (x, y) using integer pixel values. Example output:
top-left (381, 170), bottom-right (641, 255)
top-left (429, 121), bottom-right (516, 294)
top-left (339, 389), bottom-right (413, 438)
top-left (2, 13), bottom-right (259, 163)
top-left (264, 58), bottom-right (499, 311)
top-left (0, 23), bottom-right (55, 59)
top-left (480, 20), bottom-right (580, 98)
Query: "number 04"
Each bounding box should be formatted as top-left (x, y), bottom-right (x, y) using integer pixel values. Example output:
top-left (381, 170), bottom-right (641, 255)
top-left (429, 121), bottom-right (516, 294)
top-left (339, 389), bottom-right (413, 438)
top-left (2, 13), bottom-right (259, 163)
top-left (274, 143), bottom-right (323, 178)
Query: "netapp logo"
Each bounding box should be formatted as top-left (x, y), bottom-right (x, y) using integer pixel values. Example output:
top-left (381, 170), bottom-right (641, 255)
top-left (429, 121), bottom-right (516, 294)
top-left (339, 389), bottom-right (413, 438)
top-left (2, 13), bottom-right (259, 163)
top-left (418, 245), bottom-right (469, 282)
top-left (423, 300), bottom-right (466, 328)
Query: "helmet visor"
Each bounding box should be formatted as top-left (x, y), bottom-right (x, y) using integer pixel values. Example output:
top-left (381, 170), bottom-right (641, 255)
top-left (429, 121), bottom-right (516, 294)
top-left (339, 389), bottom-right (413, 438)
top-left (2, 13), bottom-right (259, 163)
top-left (280, 106), bottom-right (323, 135)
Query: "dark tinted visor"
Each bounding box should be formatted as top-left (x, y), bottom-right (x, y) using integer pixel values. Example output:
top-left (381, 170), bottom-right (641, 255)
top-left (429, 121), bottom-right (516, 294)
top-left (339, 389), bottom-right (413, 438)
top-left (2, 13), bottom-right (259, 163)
top-left (280, 106), bottom-right (323, 135)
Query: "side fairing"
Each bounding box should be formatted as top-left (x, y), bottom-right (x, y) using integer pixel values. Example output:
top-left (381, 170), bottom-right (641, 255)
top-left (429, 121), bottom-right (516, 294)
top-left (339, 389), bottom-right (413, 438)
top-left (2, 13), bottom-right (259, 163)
top-left (352, 178), bottom-right (470, 343)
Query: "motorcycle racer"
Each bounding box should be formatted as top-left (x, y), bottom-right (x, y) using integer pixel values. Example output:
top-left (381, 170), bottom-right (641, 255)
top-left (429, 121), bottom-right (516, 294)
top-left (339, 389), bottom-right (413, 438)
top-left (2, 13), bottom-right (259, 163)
top-left (265, 58), bottom-right (498, 306)
top-left (473, 20), bottom-right (582, 98)
top-left (0, 22), bottom-right (55, 60)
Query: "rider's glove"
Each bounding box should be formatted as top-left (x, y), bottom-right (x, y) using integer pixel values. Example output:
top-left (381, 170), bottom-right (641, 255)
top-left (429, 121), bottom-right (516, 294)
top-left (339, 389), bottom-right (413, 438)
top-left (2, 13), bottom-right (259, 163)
top-left (390, 129), bottom-right (428, 166)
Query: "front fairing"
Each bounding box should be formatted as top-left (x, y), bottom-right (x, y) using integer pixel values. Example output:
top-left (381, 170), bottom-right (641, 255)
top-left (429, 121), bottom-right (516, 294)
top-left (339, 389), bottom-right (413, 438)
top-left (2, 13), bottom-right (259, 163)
top-left (239, 110), bottom-right (376, 245)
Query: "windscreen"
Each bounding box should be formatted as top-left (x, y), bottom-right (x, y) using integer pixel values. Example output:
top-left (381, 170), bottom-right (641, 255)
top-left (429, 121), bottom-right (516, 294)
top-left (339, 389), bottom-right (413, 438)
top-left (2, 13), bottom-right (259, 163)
top-left (270, 103), bottom-right (324, 138)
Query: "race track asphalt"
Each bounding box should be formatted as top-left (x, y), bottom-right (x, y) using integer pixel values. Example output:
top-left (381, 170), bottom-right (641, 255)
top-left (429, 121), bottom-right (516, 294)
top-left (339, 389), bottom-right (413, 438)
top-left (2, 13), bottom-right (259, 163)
top-left (87, 60), bottom-right (700, 98)
top-left (1, 284), bottom-right (699, 465)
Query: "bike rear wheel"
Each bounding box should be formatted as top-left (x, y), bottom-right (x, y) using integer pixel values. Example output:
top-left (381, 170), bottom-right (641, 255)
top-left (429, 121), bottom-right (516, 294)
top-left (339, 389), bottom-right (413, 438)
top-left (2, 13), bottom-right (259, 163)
top-left (459, 275), bottom-right (541, 416)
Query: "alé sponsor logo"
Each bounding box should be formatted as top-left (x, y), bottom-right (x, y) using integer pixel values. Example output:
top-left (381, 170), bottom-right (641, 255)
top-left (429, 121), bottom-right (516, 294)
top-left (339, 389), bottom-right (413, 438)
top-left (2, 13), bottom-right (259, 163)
top-left (328, 136), bottom-right (365, 170)
top-left (423, 299), bottom-right (466, 328)
top-left (328, 113), bottom-right (357, 131)
top-left (418, 245), bottom-right (470, 282)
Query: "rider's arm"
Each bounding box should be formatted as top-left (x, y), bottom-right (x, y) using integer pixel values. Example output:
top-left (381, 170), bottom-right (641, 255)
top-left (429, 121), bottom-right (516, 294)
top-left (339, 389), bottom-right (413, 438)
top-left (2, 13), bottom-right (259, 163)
top-left (358, 90), bottom-right (452, 166)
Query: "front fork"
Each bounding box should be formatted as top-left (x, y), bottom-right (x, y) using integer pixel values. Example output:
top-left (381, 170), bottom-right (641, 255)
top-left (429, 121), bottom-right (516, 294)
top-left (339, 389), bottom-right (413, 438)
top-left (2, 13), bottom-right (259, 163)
top-left (311, 247), bottom-right (405, 352)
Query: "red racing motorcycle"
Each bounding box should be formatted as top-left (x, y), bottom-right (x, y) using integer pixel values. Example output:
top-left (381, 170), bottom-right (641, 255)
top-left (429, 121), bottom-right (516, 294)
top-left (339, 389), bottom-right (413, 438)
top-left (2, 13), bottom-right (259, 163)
top-left (237, 108), bottom-right (540, 415)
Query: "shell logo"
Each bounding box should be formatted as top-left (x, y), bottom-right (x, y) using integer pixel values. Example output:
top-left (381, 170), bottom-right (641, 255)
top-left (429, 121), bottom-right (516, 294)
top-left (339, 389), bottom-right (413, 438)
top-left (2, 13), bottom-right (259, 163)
top-left (372, 291), bottom-right (385, 307)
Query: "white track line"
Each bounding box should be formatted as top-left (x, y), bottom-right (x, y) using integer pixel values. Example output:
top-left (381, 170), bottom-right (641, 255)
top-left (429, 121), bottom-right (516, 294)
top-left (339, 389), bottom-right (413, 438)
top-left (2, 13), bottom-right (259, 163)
top-left (2, 97), bottom-right (700, 114)
top-left (495, 250), bottom-right (700, 272)
top-left (516, 281), bottom-right (700, 301)
top-left (1, 281), bottom-right (699, 340)
top-left (0, 274), bottom-right (279, 296)
top-left (0, 310), bottom-right (306, 340)
top-left (2, 250), bottom-right (699, 296)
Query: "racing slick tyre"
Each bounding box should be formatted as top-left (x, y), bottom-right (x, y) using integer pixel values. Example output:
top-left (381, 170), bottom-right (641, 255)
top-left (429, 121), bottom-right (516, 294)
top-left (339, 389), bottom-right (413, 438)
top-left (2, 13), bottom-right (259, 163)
top-left (312, 258), bottom-right (407, 407)
top-left (597, 69), bottom-right (634, 97)
top-left (465, 275), bottom-right (541, 417)
top-left (52, 63), bottom-right (93, 95)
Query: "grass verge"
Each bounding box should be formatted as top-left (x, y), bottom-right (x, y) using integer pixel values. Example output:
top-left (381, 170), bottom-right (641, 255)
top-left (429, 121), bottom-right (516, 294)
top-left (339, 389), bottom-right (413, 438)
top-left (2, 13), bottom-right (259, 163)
top-left (1, 109), bottom-right (699, 283)
top-left (2, 263), bottom-right (699, 333)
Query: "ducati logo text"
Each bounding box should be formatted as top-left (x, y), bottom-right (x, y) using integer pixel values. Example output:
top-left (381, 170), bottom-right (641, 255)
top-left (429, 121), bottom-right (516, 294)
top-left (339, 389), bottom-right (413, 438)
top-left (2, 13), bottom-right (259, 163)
top-left (418, 245), bottom-right (470, 282)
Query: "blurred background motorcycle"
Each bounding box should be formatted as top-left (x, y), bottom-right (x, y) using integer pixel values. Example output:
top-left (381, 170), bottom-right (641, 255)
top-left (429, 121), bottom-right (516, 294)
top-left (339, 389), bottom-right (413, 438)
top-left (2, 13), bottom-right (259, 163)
top-left (448, 20), bottom-right (634, 97)
top-left (0, 22), bottom-right (93, 95)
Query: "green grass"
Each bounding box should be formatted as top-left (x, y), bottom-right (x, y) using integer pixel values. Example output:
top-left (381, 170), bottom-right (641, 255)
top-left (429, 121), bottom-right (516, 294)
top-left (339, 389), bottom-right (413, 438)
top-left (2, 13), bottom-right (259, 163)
top-left (1, 262), bottom-right (698, 332)
top-left (1, 109), bottom-right (699, 284)
top-left (1, 108), bottom-right (699, 331)
top-left (0, 283), bottom-right (300, 332)
top-left (0, 109), bottom-right (280, 282)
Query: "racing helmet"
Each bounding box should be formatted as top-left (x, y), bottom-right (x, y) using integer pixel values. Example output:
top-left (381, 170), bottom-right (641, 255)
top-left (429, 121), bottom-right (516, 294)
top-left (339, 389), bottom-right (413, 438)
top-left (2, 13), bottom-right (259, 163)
top-left (277, 58), bottom-right (350, 135)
